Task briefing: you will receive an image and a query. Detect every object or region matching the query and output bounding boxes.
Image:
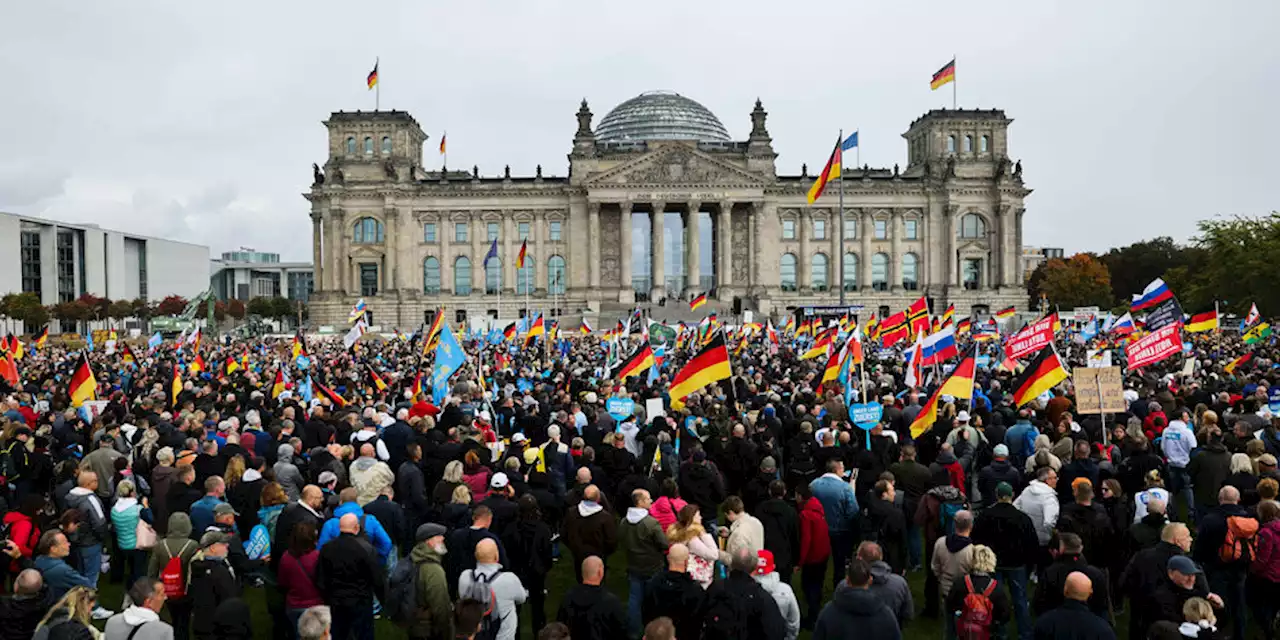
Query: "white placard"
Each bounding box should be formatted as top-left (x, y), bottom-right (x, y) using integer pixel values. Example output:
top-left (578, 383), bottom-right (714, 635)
top-left (645, 397), bottom-right (665, 418)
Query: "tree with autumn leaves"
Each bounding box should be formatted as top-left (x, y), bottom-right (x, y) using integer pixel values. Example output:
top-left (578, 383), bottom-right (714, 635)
top-left (1027, 253), bottom-right (1114, 309)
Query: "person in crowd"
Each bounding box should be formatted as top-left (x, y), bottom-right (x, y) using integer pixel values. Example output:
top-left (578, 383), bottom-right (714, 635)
top-left (717, 495), bottom-right (765, 564)
top-left (809, 458), bottom-right (858, 587)
top-left (110, 480), bottom-right (154, 588)
top-left (1034, 532), bottom-right (1111, 620)
top-left (33, 529), bottom-right (95, 603)
top-left (104, 577), bottom-right (172, 640)
top-left (457, 538), bottom-right (527, 640)
top-left (188, 476), bottom-right (227, 536)
top-left (501, 494), bottom-right (553, 636)
top-left (189, 531), bottom-right (242, 640)
top-left (978, 444), bottom-right (1022, 508)
top-left (1016, 466), bottom-right (1061, 551)
top-left (664, 503), bottom-right (718, 588)
top-left (445, 505), bottom-right (509, 597)
top-left (945, 545), bottom-right (1010, 640)
top-left (316, 487), bottom-right (393, 567)
top-left (562, 485), bottom-right (617, 584)
top-left (33, 586), bottom-right (98, 640)
top-left (1132, 497), bottom-right (1171, 552)
top-left (641, 543), bottom-right (706, 640)
top-left (857, 541), bottom-right (913, 630)
top-left (0, 567), bottom-right (52, 640)
top-left (932, 509), bottom-right (976, 612)
top-left (647, 478), bottom-right (687, 531)
top-left (812, 558), bottom-right (901, 640)
top-left (296, 605), bottom-right (332, 640)
top-left (1188, 429), bottom-right (1231, 522)
top-left (406, 523), bottom-right (453, 640)
top-left (277, 521), bottom-right (324, 634)
top-left (65, 469), bottom-right (109, 613)
top-left (350, 442), bottom-right (395, 507)
top-left (1248, 500), bottom-right (1280, 640)
top-left (618, 488), bottom-right (668, 638)
top-left (315, 513), bottom-right (386, 640)
top-left (973, 481), bottom-right (1039, 640)
top-left (1033, 572), bottom-right (1117, 640)
top-left (702, 548), bottom-right (786, 640)
top-left (752, 549), bottom-right (801, 640)
top-left (755, 479), bottom-right (799, 579)
top-left (1192, 486), bottom-right (1252, 640)
top-left (1057, 479), bottom-right (1116, 567)
top-left (3, 493), bottom-right (45, 575)
top-left (888, 443), bottom-right (930, 571)
top-left (558, 556), bottom-right (627, 640)
top-left (861, 478), bottom-right (907, 573)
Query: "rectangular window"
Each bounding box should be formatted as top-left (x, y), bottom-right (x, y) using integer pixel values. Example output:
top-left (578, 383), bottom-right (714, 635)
top-left (455, 222), bottom-right (469, 243)
top-left (813, 219), bottom-right (826, 240)
top-left (423, 223), bottom-right (437, 243)
top-left (874, 219), bottom-right (888, 240)
top-left (288, 272), bottom-right (313, 303)
top-left (518, 222), bottom-right (530, 240)
top-left (360, 263), bottom-right (379, 296)
top-left (487, 222), bottom-right (499, 242)
top-left (20, 231), bottom-right (41, 295)
top-left (782, 219), bottom-right (796, 239)
top-left (904, 219), bottom-right (918, 240)
top-left (963, 258), bottom-right (982, 290)
top-left (549, 221), bottom-right (562, 241)
top-left (57, 232), bottom-right (75, 303)
top-left (137, 242), bottom-right (148, 300)
top-left (843, 218), bottom-right (857, 240)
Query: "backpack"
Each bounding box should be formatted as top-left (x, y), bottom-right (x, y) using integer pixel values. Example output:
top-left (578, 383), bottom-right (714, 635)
top-left (463, 569), bottom-right (503, 640)
top-left (384, 556), bottom-right (423, 626)
top-left (956, 575), bottom-right (997, 640)
top-left (940, 500), bottom-right (966, 536)
top-left (1019, 428), bottom-right (1039, 462)
top-left (1219, 515), bottom-right (1260, 563)
top-left (160, 539), bottom-right (194, 599)
top-left (702, 585), bottom-right (750, 640)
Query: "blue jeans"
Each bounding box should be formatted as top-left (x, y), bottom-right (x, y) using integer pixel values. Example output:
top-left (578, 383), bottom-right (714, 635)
top-left (76, 543), bottom-right (102, 588)
top-left (996, 567), bottom-right (1031, 640)
top-left (627, 573), bottom-right (647, 639)
top-left (1168, 466), bottom-right (1194, 521)
top-left (906, 523), bottom-right (923, 569)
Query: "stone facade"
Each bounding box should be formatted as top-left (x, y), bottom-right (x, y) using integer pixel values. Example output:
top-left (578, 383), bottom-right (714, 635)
top-left (305, 96), bottom-right (1031, 328)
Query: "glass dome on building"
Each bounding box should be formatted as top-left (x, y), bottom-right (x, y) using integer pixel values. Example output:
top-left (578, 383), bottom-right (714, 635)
top-left (595, 90), bottom-right (731, 143)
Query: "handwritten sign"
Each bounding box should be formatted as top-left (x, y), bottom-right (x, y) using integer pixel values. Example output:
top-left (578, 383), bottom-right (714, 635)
top-left (1074, 367), bottom-right (1126, 414)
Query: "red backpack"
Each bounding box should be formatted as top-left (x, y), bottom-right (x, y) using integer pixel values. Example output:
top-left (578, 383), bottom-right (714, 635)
top-left (956, 575), bottom-right (997, 640)
top-left (159, 540), bottom-right (194, 599)
top-left (1220, 515), bottom-right (1259, 563)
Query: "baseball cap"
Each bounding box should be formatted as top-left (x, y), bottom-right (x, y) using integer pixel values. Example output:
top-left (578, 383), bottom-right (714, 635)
top-left (199, 531), bottom-right (233, 549)
top-left (415, 523), bottom-right (448, 542)
top-left (490, 472), bottom-right (509, 489)
top-left (584, 392), bottom-right (598, 404)
top-left (993, 444), bottom-right (1009, 458)
top-left (996, 482), bottom-right (1014, 499)
top-left (1167, 555), bottom-right (1203, 575)
top-left (754, 549), bottom-right (776, 576)
top-left (956, 410), bottom-right (970, 423)
top-left (1260, 454), bottom-right (1277, 467)
top-left (511, 432), bottom-right (528, 444)
top-left (213, 503), bottom-right (239, 517)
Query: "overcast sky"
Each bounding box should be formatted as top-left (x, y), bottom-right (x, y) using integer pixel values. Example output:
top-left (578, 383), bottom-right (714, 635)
top-left (1, 2), bottom-right (1274, 261)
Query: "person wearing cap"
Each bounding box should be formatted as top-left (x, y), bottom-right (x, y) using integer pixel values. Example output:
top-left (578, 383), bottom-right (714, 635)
top-left (1144, 555), bottom-right (1222, 631)
top-left (978, 444), bottom-right (1023, 509)
top-left (188, 530), bottom-right (242, 640)
top-left (206, 501), bottom-right (267, 583)
top-left (406, 522), bottom-right (453, 640)
top-left (751, 548), bottom-right (801, 640)
top-left (481, 472), bottom-right (519, 534)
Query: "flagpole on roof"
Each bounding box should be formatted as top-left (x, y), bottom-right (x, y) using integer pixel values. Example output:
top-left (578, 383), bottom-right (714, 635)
top-left (838, 129), bottom-right (845, 308)
top-left (952, 54), bottom-right (957, 110)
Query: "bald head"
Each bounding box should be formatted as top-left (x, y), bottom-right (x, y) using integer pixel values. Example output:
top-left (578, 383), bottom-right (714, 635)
top-left (576, 467), bottom-right (591, 484)
top-left (583, 484), bottom-right (600, 503)
top-left (582, 556), bottom-right (605, 585)
top-left (14, 569), bottom-right (42, 595)
top-left (667, 543), bottom-right (689, 571)
top-left (339, 513), bottom-right (360, 534)
top-left (360, 443), bottom-right (375, 458)
top-left (1064, 571), bottom-right (1093, 602)
top-left (1220, 485), bottom-right (1240, 505)
top-left (475, 538), bottom-right (499, 564)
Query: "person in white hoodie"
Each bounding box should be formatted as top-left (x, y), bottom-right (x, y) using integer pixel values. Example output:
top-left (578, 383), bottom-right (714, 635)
top-left (103, 577), bottom-right (174, 640)
top-left (1161, 416), bottom-right (1198, 517)
top-left (457, 538), bottom-right (527, 640)
top-left (1014, 466), bottom-right (1060, 547)
top-left (753, 549), bottom-right (801, 640)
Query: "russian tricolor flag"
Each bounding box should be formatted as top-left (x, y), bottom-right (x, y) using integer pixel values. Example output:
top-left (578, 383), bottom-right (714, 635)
top-left (1111, 312), bottom-right (1135, 335)
top-left (1131, 278), bottom-right (1174, 312)
top-left (921, 326), bottom-right (958, 367)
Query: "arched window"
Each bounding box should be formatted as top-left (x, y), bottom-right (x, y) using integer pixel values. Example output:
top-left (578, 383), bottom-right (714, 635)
top-left (947, 135), bottom-right (956, 154)
top-left (346, 136), bottom-right (356, 155)
top-left (423, 257), bottom-right (440, 294)
top-left (980, 135), bottom-right (990, 153)
top-left (517, 255), bottom-right (536, 295)
top-left (843, 253), bottom-right (858, 292)
top-left (872, 253), bottom-right (889, 291)
top-left (352, 217), bottom-right (384, 244)
top-left (453, 257), bottom-right (472, 295)
top-left (363, 137), bottom-right (373, 156)
top-left (811, 253), bottom-right (828, 292)
top-left (780, 253), bottom-right (798, 292)
top-left (961, 213), bottom-right (986, 239)
top-left (485, 257), bottom-right (502, 295)
top-left (381, 136), bottom-right (392, 155)
top-left (964, 135), bottom-right (973, 153)
top-left (547, 255), bottom-right (566, 295)
top-left (902, 253), bottom-right (919, 291)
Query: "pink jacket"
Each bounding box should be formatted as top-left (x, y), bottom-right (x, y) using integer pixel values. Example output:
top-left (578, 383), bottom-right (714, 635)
top-left (649, 496), bottom-right (688, 530)
top-left (1253, 519), bottom-right (1280, 583)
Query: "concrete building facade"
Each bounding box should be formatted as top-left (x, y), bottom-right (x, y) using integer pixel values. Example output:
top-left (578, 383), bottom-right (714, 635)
top-left (209, 250), bottom-right (314, 302)
top-left (305, 91), bottom-right (1032, 328)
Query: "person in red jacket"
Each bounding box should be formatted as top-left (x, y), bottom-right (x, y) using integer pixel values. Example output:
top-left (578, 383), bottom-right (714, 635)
top-left (2, 494), bottom-right (43, 581)
top-left (797, 482), bottom-right (831, 630)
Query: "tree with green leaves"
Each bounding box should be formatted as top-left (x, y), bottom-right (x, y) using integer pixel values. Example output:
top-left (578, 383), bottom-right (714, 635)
top-left (1168, 212), bottom-right (1280, 315)
top-left (1099, 236), bottom-right (1199, 306)
top-left (130, 298), bottom-right (154, 322)
top-left (246, 297), bottom-right (274, 318)
top-left (2, 293), bottom-right (49, 332)
top-left (1026, 253), bottom-right (1113, 309)
top-left (107, 300), bottom-right (134, 324)
top-left (49, 300), bottom-right (90, 332)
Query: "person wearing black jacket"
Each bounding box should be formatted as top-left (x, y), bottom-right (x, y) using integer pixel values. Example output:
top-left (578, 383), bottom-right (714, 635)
top-left (812, 558), bottom-right (901, 640)
top-left (755, 479), bottom-right (800, 578)
top-left (502, 494), bottom-right (554, 635)
top-left (703, 549), bottom-right (787, 640)
top-left (1120, 522), bottom-right (1202, 640)
top-left (166, 465), bottom-right (201, 524)
top-left (397, 443), bottom-right (431, 538)
top-left (977, 445), bottom-right (1022, 508)
top-left (270, 486), bottom-right (325, 573)
top-left (1192, 486), bottom-right (1251, 640)
top-left (558, 556), bottom-right (627, 640)
top-left (381, 411), bottom-right (414, 474)
top-left (1033, 572), bottom-right (1116, 640)
top-left (972, 482), bottom-right (1040, 640)
top-left (677, 449), bottom-right (726, 527)
top-left (315, 513), bottom-right (387, 640)
top-left (1033, 533), bottom-right (1111, 620)
top-left (1056, 481), bottom-right (1115, 564)
top-left (229, 457), bottom-right (265, 537)
top-left (741, 458), bottom-right (777, 514)
top-left (363, 487), bottom-right (408, 553)
top-left (444, 506), bottom-right (509, 597)
top-left (189, 531), bottom-right (243, 640)
top-left (861, 479), bottom-right (907, 573)
top-left (641, 544), bottom-right (706, 640)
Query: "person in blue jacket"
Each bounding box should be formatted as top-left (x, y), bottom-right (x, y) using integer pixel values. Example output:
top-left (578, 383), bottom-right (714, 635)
top-left (810, 458), bottom-right (859, 589)
top-left (317, 486), bottom-right (394, 566)
top-left (31, 530), bottom-right (95, 601)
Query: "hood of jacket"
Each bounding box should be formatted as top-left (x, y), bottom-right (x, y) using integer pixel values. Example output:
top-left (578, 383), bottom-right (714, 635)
top-left (578, 500), bottom-right (603, 517)
top-left (754, 571), bottom-right (783, 590)
top-left (112, 496), bottom-right (139, 513)
top-left (1024, 479), bottom-right (1056, 498)
top-left (277, 443), bottom-right (294, 462)
top-left (945, 533), bottom-right (972, 553)
top-left (936, 450), bottom-right (957, 465)
top-left (926, 485), bottom-right (963, 502)
top-left (410, 540), bottom-right (446, 564)
top-left (869, 560), bottom-right (894, 585)
top-left (258, 503), bottom-right (285, 522)
top-left (333, 502), bottom-right (366, 519)
top-left (1140, 513), bottom-right (1168, 528)
top-left (241, 468), bottom-right (262, 483)
top-left (831, 584), bottom-right (889, 616)
top-left (166, 512), bottom-right (193, 538)
top-left (988, 459), bottom-right (1013, 474)
top-left (625, 507), bottom-right (650, 524)
top-left (121, 605), bottom-right (161, 626)
top-left (802, 496), bottom-right (826, 517)
top-left (352, 456), bottom-right (378, 473)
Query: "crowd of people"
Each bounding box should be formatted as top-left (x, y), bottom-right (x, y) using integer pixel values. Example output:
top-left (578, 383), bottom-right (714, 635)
top-left (1, 313), bottom-right (1279, 640)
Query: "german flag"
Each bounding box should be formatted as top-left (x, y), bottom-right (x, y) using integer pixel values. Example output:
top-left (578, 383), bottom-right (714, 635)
top-left (801, 326), bottom-right (836, 360)
top-left (909, 347), bottom-right (977, 437)
top-left (766, 320), bottom-right (780, 346)
top-left (271, 369), bottom-right (287, 399)
top-left (866, 315), bottom-right (880, 341)
top-left (189, 354), bottom-right (206, 374)
top-left (879, 311), bottom-right (909, 346)
top-left (819, 337), bottom-right (846, 391)
top-left (224, 356), bottom-right (240, 375)
top-left (423, 310), bottom-right (446, 355)
top-left (689, 293), bottom-right (707, 312)
top-left (170, 364), bottom-right (182, 409)
top-left (1186, 310), bottom-right (1219, 333)
top-left (517, 240), bottom-right (528, 269)
top-left (1011, 345), bottom-right (1069, 407)
top-left (314, 380), bottom-right (348, 408)
top-left (292, 331), bottom-right (309, 359)
top-left (1224, 352), bottom-right (1252, 374)
top-left (366, 59), bottom-right (378, 89)
top-left (930, 58), bottom-right (956, 90)
top-left (795, 319), bottom-right (813, 338)
top-left (503, 322), bottom-right (518, 342)
top-left (806, 137), bottom-right (843, 204)
top-left (669, 332), bottom-right (732, 410)
top-left (956, 318), bottom-right (972, 335)
top-left (579, 319), bottom-right (593, 335)
top-left (784, 316), bottom-right (796, 334)
top-left (412, 372), bottom-right (424, 398)
top-left (369, 365), bottom-right (389, 392)
top-left (941, 304), bottom-right (955, 327)
top-left (995, 306), bottom-right (1016, 321)
top-left (121, 343), bottom-right (138, 366)
top-left (525, 315), bottom-right (545, 347)
top-left (34, 326), bottom-right (48, 350)
top-left (0, 348), bottom-right (17, 389)
top-left (3, 335), bottom-right (23, 360)
top-left (612, 344), bottom-right (655, 383)
top-left (70, 355), bottom-right (96, 407)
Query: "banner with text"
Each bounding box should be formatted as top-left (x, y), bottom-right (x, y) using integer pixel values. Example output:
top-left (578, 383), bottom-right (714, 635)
top-left (1125, 323), bottom-right (1182, 369)
top-left (1144, 297), bottom-right (1184, 331)
top-left (1006, 315), bottom-right (1056, 359)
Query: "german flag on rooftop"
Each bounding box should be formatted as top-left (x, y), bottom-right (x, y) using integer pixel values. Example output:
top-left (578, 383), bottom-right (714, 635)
top-left (930, 58), bottom-right (956, 90)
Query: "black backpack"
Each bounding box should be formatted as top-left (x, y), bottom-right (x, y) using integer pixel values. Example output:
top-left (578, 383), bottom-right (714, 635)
top-left (463, 568), bottom-right (503, 640)
top-left (384, 556), bottom-right (422, 626)
top-left (702, 584), bottom-right (751, 640)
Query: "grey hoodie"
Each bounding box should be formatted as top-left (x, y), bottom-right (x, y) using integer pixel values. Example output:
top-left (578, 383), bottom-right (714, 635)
top-left (754, 572), bottom-right (801, 640)
top-left (868, 559), bottom-right (914, 627)
top-left (273, 444), bottom-right (305, 501)
top-left (104, 606), bottom-right (174, 640)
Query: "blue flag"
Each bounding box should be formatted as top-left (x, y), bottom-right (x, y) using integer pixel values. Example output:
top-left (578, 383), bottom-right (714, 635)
top-left (300, 375), bottom-right (314, 403)
top-left (841, 130), bottom-right (859, 151)
top-left (432, 321), bottom-right (466, 405)
top-left (485, 238), bottom-right (499, 264)
top-left (148, 332), bottom-right (162, 350)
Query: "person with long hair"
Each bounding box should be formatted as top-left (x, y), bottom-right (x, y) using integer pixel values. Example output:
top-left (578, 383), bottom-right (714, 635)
top-left (461, 451), bottom-right (491, 498)
top-left (442, 484), bottom-right (473, 530)
top-left (503, 493), bottom-right (554, 634)
top-left (664, 504), bottom-right (717, 588)
top-left (1135, 469), bottom-right (1173, 522)
top-left (33, 586), bottom-right (99, 640)
top-left (433, 460), bottom-right (465, 506)
top-left (109, 480), bottom-right (154, 588)
top-left (649, 478), bottom-right (688, 531)
top-left (257, 482), bottom-right (290, 544)
top-left (1224, 453), bottom-right (1260, 507)
top-left (278, 521), bottom-right (324, 637)
top-left (223, 454), bottom-right (246, 495)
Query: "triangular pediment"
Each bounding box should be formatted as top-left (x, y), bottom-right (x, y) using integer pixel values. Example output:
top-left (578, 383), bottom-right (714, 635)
top-left (957, 240), bottom-right (987, 254)
top-left (584, 143), bottom-right (770, 187)
top-left (349, 245), bottom-right (384, 260)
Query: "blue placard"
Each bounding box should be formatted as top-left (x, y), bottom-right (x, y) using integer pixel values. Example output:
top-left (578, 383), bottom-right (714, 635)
top-left (1269, 387), bottom-right (1280, 415)
top-left (606, 397), bottom-right (635, 421)
top-left (975, 356), bottom-right (991, 369)
top-left (850, 402), bottom-right (883, 429)
top-left (516, 378), bottom-right (533, 393)
top-left (245, 524), bottom-right (271, 560)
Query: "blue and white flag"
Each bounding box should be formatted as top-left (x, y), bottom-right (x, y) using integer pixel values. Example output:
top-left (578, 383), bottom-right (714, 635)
top-left (147, 332), bottom-right (162, 351)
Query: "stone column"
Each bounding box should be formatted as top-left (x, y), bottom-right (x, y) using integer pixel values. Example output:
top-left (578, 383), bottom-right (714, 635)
top-left (588, 203), bottom-right (601, 289)
top-left (440, 218), bottom-right (453, 295)
top-left (748, 202), bottom-right (759, 291)
top-left (332, 209), bottom-right (347, 294)
top-left (890, 209), bottom-right (903, 292)
top-left (948, 207), bottom-right (960, 287)
top-left (717, 201), bottom-right (733, 297)
top-left (859, 209), bottom-right (872, 291)
top-left (829, 208), bottom-right (840, 294)
top-left (619, 203), bottom-right (634, 303)
top-left (472, 211), bottom-right (484, 294)
top-left (534, 210), bottom-right (545, 293)
top-left (650, 202), bottom-right (666, 301)
top-left (503, 213), bottom-right (515, 294)
top-left (685, 201), bottom-right (701, 295)
top-left (310, 211), bottom-right (325, 292)
top-left (384, 207), bottom-right (399, 293)
top-left (798, 208), bottom-right (810, 289)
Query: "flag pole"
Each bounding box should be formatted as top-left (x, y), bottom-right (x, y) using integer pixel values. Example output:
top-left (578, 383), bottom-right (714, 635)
top-left (838, 129), bottom-right (845, 307)
top-left (952, 55), bottom-right (957, 110)
top-left (375, 57), bottom-right (380, 111)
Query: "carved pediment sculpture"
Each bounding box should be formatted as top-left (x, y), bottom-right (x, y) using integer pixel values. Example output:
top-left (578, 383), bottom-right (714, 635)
top-left (589, 145), bottom-right (766, 187)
